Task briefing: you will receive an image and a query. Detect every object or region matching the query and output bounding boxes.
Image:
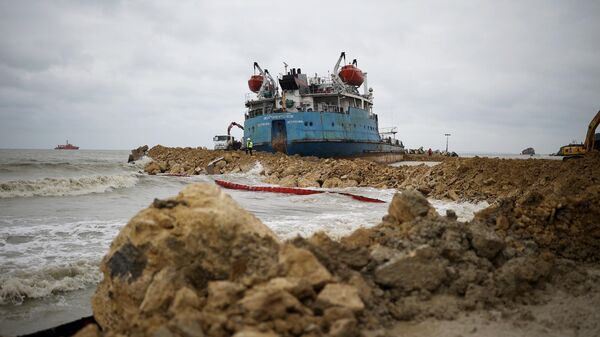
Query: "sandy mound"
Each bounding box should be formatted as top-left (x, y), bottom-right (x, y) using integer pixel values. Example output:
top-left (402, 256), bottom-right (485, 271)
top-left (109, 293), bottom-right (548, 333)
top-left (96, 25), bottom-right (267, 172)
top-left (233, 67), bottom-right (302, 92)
top-left (143, 146), bottom-right (599, 203)
top-left (78, 181), bottom-right (598, 337)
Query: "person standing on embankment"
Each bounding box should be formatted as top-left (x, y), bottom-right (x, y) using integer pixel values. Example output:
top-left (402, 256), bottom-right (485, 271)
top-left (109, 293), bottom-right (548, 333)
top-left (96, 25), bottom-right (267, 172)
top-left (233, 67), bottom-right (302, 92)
top-left (246, 137), bottom-right (253, 156)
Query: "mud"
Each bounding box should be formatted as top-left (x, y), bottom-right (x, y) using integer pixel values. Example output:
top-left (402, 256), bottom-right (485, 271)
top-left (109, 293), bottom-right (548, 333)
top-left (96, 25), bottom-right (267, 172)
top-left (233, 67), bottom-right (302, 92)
top-left (76, 145), bottom-right (600, 336)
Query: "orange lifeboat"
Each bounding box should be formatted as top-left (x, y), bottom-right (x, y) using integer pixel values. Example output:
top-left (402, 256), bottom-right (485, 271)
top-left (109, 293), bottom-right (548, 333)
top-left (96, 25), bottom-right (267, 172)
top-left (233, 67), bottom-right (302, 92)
top-left (248, 75), bottom-right (264, 92)
top-left (338, 64), bottom-right (364, 86)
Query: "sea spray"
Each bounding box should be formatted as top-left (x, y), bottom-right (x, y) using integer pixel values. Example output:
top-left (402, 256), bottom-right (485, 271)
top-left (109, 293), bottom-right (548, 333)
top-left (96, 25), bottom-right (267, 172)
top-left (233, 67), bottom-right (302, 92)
top-left (0, 260), bottom-right (102, 305)
top-left (0, 173), bottom-right (140, 198)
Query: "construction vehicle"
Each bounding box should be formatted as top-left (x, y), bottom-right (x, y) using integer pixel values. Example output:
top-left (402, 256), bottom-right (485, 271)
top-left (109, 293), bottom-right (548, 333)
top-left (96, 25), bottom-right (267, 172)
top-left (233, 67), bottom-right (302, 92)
top-left (558, 110), bottom-right (600, 159)
top-left (213, 122), bottom-right (244, 150)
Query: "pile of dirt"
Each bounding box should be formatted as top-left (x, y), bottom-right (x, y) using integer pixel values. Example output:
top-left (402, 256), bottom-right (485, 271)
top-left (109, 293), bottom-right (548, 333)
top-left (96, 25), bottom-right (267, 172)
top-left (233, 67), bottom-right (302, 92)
top-left (76, 183), bottom-right (598, 337)
top-left (144, 145), bottom-right (263, 175)
top-left (143, 146), bottom-right (599, 204)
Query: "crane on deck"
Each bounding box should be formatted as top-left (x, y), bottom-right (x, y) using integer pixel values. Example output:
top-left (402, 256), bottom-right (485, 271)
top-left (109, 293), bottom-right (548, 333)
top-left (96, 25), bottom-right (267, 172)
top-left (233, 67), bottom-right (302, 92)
top-left (253, 62), bottom-right (276, 99)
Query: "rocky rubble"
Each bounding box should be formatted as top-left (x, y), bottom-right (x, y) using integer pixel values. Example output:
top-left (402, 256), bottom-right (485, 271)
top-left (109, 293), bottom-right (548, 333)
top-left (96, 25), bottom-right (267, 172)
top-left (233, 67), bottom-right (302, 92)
top-left (127, 145), bottom-right (149, 163)
top-left (77, 180), bottom-right (598, 337)
top-left (143, 146), bottom-right (599, 203)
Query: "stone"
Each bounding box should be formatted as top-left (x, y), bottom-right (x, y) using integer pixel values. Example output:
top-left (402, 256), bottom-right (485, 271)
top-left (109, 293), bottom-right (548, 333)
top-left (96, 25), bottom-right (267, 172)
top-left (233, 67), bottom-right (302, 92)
top-left (139, 267), bottom-right (177, 313)
top-left (316, 283), bottom-right (364, 312)
top-left (145, 161), bottom-right (161, 175)
top-left (233, 330), bottom-right (280, 337)
top-left (298, 177), bottom-right (320, 188)
top-left (369, 244), bottom-right (399, 264)
top-left (215, 160), bottom-right (226, 169)
top-left (278, 175), bottom-right (298, 187)
top-left (328, 318), bottom-right (358, 337)
top-left (521, 147), bottom-right (535, 155)
top-left (169, 163), bottom-right (183, 174)
top-left (170, 287), bottom-right (201, 314)
top-left (387, 190), bottom-right (432, 224)
top-left (322, 177), bottom-right (343, 188)
top-left (254, 277), bottom-right (314, 299)
top-left (206, 281), bottom-right (246, 310)
top-left (340, 179), bottom-right (359, 188)
top-left (348, 273), bottom-right (373, 303)
top-left (72, 324), bottom-right (101, 337)
top-left (374, 249), bottom-right (447, 291)
top-left (278, 244), bottom-right (332, 287)
top-left (128, 145), bottom-right (149, 163)
top-left (92, 183), bottom-right (280, 333)
top-left (495, 256), bottom-right (553, 297)
top-left (447, 190), bottom-right (459, 201)
top-left (239, 288), bottom-right (310, 320)
top-left (469, 223), bottom-right (505, 259)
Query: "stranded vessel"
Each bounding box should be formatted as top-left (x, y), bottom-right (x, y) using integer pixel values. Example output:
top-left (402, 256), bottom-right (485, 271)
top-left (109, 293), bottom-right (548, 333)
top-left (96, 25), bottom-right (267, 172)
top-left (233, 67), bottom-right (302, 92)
top-left (243, 52), bottom-right (404, 157)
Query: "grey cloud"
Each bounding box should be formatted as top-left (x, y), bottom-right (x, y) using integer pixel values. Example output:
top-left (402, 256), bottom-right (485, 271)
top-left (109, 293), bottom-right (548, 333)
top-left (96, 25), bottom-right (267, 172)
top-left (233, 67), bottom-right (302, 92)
top-left (0, 0), bottom-right (599, 153)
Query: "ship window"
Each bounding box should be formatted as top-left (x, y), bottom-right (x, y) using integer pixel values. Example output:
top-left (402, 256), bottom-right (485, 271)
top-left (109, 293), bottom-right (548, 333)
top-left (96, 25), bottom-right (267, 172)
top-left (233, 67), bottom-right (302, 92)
top-left (304, 122), bottom-right (308, 126)
top-left (331, 122), bottom-right (335, 127)
top-left (309, 122), bottom-right (313, 126)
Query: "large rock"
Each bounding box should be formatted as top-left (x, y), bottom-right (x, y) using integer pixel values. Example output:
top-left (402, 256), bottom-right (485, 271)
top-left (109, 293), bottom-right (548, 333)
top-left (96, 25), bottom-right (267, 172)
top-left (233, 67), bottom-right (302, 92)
top-left (278, 175), bottom-right (298, 187)
top-left (297, 177), bottom-right (320, 188)
top-left (469, 223), bottom-right (505, 259)
top-left (494, 256), bottom-right (553, 297)
top-left (239, 287), bottom-right (310, 320)
top-left (388, 190), bottom-right (434, 224)
top-left (521, 147), bottom-right (535, 155)
top-left (316, 283), bottom-right (364, 312)
top-left (92, 183), bottom-right (280, 332)
top-left (144, 161), bottom-right (161, 175)
top-left (278, 244), bottom-right (332, 287)
top-left (374, 248), bottom-right (447, 291)
top-left (128, 145), bottom-right (149, 163)
top-left (322, 177), bottom-right (343, 188)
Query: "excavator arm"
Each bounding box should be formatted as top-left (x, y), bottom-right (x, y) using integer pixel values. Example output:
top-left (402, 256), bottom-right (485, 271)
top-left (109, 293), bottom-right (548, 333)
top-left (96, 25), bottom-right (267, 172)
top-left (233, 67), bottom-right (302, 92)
top-left (227, 122), bottom-right (244, 136)
top-left (584, 110), bottom-right (600, 151)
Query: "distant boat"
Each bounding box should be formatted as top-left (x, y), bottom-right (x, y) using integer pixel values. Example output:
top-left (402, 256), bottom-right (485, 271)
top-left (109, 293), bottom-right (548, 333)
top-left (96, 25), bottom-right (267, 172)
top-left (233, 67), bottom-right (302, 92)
top-left (55, 140), bottom-right (79, 150)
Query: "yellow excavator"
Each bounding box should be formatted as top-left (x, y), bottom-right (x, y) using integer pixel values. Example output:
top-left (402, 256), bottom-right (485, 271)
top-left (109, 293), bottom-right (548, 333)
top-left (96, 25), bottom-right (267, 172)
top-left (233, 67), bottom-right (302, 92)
top-left (558, 110), bottom-right (600, 159)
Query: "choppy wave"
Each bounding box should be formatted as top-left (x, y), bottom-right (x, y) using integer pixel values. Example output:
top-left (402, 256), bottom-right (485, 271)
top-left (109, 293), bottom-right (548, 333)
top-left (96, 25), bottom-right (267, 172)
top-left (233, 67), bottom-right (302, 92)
top-left (0, 261), bottom-right (102, 305)
top-left (0, 174), bottom-right (140, 198)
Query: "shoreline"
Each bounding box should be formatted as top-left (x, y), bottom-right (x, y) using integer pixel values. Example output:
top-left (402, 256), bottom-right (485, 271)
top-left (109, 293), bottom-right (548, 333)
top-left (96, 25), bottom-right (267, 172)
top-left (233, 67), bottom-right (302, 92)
top-left (14, 146), bottom-right (600, 337)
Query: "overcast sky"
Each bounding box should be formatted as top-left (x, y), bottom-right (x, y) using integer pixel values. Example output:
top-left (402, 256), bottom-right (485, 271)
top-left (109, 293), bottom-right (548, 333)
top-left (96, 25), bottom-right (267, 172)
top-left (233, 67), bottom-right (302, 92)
top-left (0, 0), bottom-right (598, 153)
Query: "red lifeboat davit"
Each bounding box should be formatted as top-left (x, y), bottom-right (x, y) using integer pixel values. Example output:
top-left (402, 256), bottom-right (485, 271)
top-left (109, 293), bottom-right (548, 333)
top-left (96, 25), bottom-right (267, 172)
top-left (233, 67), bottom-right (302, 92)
top-left (338, 64), bottom-right (364, 87)
top-left (248, 75), bottom-right (264, 93)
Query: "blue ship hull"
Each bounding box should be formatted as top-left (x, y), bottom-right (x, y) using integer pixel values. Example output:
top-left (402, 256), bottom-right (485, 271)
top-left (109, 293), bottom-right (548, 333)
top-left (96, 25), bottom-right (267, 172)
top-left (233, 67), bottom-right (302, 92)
top-left (243, 107), bottom-right (403, 157)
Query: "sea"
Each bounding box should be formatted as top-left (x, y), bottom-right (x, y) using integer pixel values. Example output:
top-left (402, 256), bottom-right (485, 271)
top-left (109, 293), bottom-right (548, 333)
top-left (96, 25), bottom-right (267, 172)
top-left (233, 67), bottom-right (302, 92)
top-left (0, 149), bottom-right (499, 336)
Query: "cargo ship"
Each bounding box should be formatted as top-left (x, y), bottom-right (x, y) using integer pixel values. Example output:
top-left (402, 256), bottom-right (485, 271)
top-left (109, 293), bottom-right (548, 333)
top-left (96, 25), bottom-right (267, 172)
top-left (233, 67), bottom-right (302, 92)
top-left (243, 52), bottom-right (404, 157)
top-left (54, 140), bottom-right (79, 150)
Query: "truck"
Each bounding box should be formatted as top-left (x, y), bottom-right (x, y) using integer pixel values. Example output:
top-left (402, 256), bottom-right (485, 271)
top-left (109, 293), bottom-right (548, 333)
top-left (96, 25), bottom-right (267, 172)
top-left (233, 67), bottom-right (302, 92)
top-left (213, 122), bottom-right (244, 150)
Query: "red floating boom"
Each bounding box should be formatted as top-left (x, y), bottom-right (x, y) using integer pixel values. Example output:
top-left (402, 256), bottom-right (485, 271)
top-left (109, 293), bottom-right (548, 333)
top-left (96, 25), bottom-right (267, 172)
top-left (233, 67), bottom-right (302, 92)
top-left (214, 179), bottom-right (385, 203)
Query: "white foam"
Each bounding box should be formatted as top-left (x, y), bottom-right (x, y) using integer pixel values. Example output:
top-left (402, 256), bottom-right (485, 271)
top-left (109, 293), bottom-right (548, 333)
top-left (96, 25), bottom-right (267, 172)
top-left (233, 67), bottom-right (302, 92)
top-left (128, 155), bottom-right (153, 170)
top-left (0, 260), bottom-right (102, 305)
top-left (0, 173), bottom-right (139, 198)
